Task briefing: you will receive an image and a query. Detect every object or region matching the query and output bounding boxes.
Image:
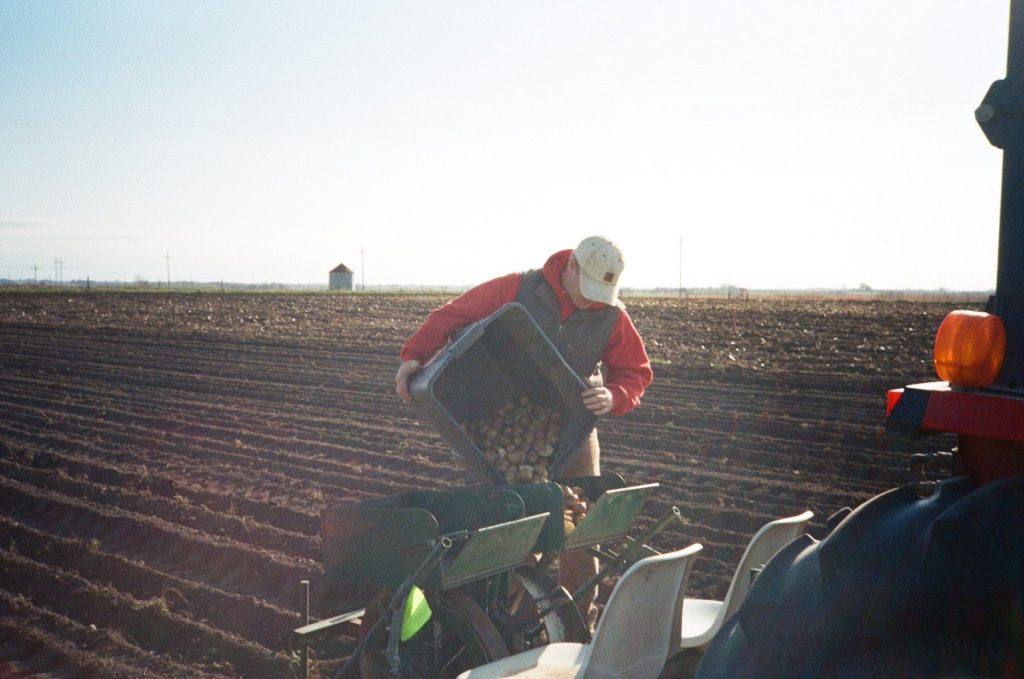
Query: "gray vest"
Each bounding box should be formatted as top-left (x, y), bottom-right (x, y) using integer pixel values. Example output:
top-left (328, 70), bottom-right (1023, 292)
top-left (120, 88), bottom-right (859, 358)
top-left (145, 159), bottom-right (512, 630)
top-left (515, 269), bottom-right (622, 380)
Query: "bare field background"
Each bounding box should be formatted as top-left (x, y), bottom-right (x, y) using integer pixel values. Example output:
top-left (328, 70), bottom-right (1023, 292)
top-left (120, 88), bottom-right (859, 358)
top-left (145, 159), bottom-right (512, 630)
top-left (0, 281), bottom-right (993, 305)
top-left (0, 292), bottom-right (965, 677)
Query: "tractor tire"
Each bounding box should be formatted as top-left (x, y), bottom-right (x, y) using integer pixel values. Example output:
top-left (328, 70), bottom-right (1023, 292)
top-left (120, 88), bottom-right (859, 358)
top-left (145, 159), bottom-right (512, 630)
top-left (695, 476), bottom-right (1024, 679)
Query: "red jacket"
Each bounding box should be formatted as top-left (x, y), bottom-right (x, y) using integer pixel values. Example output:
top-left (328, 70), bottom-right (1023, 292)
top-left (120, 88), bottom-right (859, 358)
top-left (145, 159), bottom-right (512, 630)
top-left (400, 250), bottom-right (653, 415)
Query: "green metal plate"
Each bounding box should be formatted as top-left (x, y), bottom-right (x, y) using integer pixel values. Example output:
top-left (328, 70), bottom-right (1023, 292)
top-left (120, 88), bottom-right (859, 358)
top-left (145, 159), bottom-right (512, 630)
top-left (442, 514), bottom-right (548, 589)
top-left (321, 507), bottom-right (439, 589)
top-left (405, 487), bottom-right (524, 534)
top-left (563, 483), bottom-right (659, 551)
top-left (504, 482), bottom-right (565, 553)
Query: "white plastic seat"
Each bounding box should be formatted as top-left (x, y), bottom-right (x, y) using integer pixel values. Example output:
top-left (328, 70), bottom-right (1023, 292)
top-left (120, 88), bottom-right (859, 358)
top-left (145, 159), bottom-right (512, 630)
top-left (456, 543), bottom-right (703, 679)
top-left (675, 510), bottom-right (813, 651)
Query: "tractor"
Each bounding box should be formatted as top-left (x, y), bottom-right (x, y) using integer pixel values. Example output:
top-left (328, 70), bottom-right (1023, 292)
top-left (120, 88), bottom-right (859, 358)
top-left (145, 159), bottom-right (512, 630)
top-left (693, 4), bottom-right (1024, 677)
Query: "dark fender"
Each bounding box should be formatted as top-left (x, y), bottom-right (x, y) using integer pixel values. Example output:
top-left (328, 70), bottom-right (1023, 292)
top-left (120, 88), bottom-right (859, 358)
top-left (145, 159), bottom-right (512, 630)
top-left (695, 476), bottom-right (1024, 678)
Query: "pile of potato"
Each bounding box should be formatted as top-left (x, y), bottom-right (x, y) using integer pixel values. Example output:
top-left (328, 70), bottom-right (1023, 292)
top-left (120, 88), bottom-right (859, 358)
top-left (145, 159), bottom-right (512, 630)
top-left (461, 395), bottom-right (563, 484)
top-left (561, 484), bottom-right (589, 533)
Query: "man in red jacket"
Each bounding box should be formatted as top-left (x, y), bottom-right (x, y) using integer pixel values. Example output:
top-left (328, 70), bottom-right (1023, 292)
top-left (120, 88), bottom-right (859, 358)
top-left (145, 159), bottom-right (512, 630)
top-left (395, 235), bottom-right (653, 625)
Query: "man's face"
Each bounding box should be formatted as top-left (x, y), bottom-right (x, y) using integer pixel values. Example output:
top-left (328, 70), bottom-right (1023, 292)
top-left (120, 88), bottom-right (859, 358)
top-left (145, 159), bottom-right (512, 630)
top-left (563, 257), bottom-right (592, 309)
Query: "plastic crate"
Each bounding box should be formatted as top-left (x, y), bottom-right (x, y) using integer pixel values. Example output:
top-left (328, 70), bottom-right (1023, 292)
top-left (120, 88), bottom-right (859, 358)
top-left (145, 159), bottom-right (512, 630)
top-left (409, 302), bottom-right (597, 484)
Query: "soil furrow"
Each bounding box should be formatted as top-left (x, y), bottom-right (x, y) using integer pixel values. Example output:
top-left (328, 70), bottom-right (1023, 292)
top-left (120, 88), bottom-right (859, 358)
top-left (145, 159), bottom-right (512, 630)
top-left (0, 549), bottom-right (292, 678)
top-left (0, 292), bottom-right (969, 677)
top-left (0, 592), bottom-right (221, 678)
top-left (0, 475), bottom-right (317, 606)
top-left (1, 517), bottom-right (304, 650)
top-left (2, 443), bottom-right (319, 535)
top-left (0, 457), bottom-right (319, 559)
top-left (0, 403), bottom-right (446, 498)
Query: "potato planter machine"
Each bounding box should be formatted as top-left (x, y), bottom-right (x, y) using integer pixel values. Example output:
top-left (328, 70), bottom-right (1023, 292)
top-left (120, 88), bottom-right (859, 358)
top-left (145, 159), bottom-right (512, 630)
top-left (293, 303), bottom-right (686, 679)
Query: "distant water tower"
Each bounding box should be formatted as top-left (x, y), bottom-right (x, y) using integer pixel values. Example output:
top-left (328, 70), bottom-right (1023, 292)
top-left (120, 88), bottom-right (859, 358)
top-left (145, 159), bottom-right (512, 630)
top-left (328, 262), bottom-right (355, 291)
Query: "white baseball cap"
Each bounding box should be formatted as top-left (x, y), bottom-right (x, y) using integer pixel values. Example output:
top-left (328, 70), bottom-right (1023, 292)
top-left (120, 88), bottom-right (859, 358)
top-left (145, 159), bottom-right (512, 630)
top-left (573, 236), bottom-right (624, 305)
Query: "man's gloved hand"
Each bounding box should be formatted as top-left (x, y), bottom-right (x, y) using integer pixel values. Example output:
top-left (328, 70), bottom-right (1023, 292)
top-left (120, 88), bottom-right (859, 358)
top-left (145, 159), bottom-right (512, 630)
top-left (395, 359), bottom-right (422, 402)
top-left (581, 386), bottom-right (614, 416)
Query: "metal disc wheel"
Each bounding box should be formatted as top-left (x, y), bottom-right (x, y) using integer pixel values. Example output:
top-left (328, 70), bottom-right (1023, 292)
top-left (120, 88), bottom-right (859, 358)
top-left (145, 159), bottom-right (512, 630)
top-left (358, 589), bottom-right (508, 679)
top-left (491, 565), bottom-right (589, 654)
top-left (433, 590), bottom-right (510, 676)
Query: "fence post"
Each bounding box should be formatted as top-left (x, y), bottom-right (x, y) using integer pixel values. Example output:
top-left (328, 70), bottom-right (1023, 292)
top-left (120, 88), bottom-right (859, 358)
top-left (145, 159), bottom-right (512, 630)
top-left (300, 579), bottom-right (310, 679)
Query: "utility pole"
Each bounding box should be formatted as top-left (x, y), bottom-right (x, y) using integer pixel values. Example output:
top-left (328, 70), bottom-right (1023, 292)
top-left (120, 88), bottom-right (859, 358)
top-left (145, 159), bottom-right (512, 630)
top-left (54, 257), bottom-right (63, 285)
top-left (165, 252), bottom-right (171, 286)
top-left (678, 236), bottom-right (684, 299)
top-left (33, 265), bottom-right (37, 284)
top-left (361, 246), bottom-right (365, 291)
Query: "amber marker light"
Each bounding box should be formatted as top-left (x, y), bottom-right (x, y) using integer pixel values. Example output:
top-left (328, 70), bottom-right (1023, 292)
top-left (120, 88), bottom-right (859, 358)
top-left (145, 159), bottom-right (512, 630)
top-left (933, 310), bottom-right (1006, 388)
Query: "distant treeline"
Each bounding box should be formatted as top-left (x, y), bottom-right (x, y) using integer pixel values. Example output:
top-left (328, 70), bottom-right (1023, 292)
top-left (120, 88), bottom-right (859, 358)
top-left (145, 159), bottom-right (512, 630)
top-left (0, 279), bottom-right (992, 304)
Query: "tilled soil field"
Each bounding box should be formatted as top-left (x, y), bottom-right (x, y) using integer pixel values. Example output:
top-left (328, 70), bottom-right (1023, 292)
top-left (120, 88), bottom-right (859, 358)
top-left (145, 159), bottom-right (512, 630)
top-left (0, 292), bottom-right (965, 678)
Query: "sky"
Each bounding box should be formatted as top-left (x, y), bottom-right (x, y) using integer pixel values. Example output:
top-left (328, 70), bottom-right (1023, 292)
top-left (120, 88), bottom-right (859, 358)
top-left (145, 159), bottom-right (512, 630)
top-left (0, 1), bottom-right (1012, 290)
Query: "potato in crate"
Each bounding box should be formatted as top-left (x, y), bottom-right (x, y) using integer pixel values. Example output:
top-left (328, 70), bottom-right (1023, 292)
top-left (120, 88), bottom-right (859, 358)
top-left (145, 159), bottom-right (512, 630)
top-left (408, 302), bottom-right (597, 484)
